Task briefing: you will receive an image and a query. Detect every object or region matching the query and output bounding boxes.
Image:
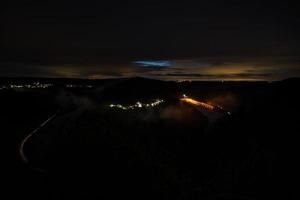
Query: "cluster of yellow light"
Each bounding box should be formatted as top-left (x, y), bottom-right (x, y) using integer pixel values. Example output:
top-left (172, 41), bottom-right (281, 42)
top-left (109, 99), bottom-right (164, 110)
top-left (180, 97), bottom-right (214, 111)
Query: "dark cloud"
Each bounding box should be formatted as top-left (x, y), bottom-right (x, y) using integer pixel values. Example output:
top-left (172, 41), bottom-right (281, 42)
top-left (154, 72), bottom-right (273, 80)
top-left (1, 1), bottom-right (300, 80)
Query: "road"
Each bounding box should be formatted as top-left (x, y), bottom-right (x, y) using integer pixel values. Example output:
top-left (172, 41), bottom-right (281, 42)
top-left (19, 112), bottom-right (59, 164)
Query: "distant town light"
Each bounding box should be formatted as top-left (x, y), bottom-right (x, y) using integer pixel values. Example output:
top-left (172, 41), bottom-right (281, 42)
top-left (137, 102), bottom-right (142, 108)
top-left (109, 99), bottom-right (164, 110)
top-left (4, 82), bottom-right (53, 89)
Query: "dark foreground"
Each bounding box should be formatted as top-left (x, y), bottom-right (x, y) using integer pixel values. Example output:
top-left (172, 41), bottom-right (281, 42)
top-left (1, 77), bottom-right (299, 200)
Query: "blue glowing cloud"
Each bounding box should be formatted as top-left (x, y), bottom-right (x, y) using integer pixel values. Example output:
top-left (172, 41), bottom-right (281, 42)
top-left (133, 60), bottom-right (172, 68)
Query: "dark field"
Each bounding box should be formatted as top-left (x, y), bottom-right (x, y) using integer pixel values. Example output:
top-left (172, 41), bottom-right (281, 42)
top-left (1, 77), bottom-right (299, 199)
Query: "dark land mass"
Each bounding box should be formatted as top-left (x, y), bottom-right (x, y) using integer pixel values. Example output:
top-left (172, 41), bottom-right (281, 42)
top-left (1, 77), bottom-right (299, 199)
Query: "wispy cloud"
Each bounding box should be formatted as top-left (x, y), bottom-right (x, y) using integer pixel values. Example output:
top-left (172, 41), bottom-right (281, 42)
top-left (133, 60), bottom-right (172, 68)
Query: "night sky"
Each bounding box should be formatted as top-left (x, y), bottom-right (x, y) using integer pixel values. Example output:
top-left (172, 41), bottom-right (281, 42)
top-left (1, 1), bottom-right (300, 80)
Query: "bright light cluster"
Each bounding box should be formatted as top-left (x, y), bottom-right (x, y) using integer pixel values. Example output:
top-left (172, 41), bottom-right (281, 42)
top-left (109, 99), bottom-right (164, 110)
